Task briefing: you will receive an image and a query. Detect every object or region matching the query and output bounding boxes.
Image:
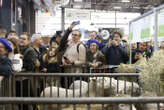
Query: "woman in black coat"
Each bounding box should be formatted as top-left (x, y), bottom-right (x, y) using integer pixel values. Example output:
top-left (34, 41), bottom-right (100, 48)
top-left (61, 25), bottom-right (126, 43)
top-left (0, 38), bottom-right (13, 77)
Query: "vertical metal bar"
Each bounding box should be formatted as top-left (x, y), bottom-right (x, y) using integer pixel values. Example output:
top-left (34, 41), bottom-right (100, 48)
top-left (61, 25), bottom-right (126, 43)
top-left (157, 103), bottom-right (160, 110)
top-left (117, 79), bottom-right (119, 94)
top-left (80, 77), bottom-right (82, 97)
top-left (116, 104), bottom-right (119, 110)
top-left (143, 104), bottom-right (147, 110)
top-left (20, 80), bottom-right (23, 97)
top-left (34, 77), bottom-right (37, 97)
top-left (61, 7), bottom-right (65, 31)
top-left (28, 79), bottom-right (30, 97)
top-left (12, 75), bottom-right (16, 97)
top-left (110, 77), bottom-right (112, 95)
top-left (95, 77), bottom-right (97, 97)
top-left (154, 8), bottom-right (158, 51)
top-left (73, 77), bottom-right (75, 97)
top-left (124, 80), bottom-right (127, 94)
top-left (65, 77), bottom-right (68, 97)
top-left (130, 104), bottom-right (132, 110)
top-left (131, 82), bottom-right (134, 96)
top-left (57, 77), bottom-right (60, 97)
top-left (88, 77), bottom-right (90, 97)
top-left (102, 77), bottom-right (104, 96)
top-left (129, 22), bottom-right (132, 64)
top-left (87, 104), bottom-right (90, 110)
top-left (43, 77), bottom-right (46, 97)
top-left (102, 104), bottom-right (104, 110)
top-left (50, 77), bottom-right (52, 97)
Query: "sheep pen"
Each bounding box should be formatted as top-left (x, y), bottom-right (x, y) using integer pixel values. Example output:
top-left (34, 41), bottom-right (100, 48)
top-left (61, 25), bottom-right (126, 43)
top-left (39, 77), bottom-right (139, 110)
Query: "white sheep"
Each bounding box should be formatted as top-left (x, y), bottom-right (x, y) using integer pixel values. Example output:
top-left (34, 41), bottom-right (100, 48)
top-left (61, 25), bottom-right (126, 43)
top-left (69, 80), bottom-right (88, 90)
top-left (40, 78), bottom-right (107, 110)
top-left (93, 77), bottom-right (140, 96)
top-left (62, 103), bottom-right (137, 110)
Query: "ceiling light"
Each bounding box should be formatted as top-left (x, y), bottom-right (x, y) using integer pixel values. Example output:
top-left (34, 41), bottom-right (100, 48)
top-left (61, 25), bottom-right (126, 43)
top-left (122, 0), bottom-right (130, 3)
top-left (114, 6), bottom-right (122, 9)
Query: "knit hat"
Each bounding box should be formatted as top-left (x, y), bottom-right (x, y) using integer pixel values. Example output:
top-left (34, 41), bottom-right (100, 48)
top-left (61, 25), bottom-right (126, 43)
top-left (89, 40), bottom-right (100, 47)
top-left (0, 38), bottom-right (12, 52)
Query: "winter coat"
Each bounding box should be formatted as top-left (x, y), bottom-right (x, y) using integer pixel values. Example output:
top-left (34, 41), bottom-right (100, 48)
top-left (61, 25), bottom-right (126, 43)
top-left (86, 50), bottom-right (106, 67)
top-left (0, 56), bottom-right (13, 77)
top-left (20, 45), bottom-right (37, 72)
top-left (103, 45), bottom-right (129, 65)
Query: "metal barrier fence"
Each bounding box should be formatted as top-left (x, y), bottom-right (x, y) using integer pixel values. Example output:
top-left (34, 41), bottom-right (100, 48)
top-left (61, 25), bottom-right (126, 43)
top-left (0, 97), bottom-right (164, 110)
top-left (90, 65), bottom-right (119, 73)
top-left (0, 73), bottom-right (141, 98)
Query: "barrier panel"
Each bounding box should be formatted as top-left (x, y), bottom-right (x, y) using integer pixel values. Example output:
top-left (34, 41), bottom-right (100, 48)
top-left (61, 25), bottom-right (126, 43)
top-left (0, 97), bottom-right (164, 110)
top-left (7, 73), bottom-right (141, 98)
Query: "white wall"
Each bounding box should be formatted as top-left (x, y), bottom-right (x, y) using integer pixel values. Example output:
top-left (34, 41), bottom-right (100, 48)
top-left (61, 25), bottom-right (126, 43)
top-left (35, 9), bottom-right (140, 36)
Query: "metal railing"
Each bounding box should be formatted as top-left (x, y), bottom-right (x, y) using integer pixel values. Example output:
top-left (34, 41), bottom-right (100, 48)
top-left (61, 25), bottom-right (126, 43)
top-left (0, 97), bottom-right (163, 110)
top-left (0, 73), bottom-right (141, 98)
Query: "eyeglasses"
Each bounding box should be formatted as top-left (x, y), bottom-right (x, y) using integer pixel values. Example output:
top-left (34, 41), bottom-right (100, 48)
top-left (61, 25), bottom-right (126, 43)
top-left (72, 34), bottom-right (79, 36)
top-left (20, 37), bottom-right (27, 40)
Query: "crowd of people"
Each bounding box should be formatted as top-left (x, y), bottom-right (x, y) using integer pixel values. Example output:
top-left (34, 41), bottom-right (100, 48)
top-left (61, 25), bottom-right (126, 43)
top-left (0, 21), bottom-right (160, 110)
top-left (0, 22), bottom-right (157, 77)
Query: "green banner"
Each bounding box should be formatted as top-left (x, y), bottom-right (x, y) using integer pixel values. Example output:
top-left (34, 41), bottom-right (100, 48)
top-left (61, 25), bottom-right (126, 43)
top-left (158, 25), bottom-right (164, 37)
top-left (129, 33), bottom-right (133, 41)
top-left (141, 28), bottom-right (150, 39)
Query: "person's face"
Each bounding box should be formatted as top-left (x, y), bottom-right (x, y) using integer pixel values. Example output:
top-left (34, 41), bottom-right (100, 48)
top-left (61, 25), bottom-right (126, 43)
top-left (90, 32), bottom-right (96, 40)
top-left (35, 37), bottom-right (43, 46)
top-left (90, 43), bottom-right (98, 53)
top-left (51, 42), bottom-right (59, 51)
top-left (132, 43), bottom-right (137, 50)
top-left (72, 31), bottom-right (81, 43)
top-left (139, 43), bottom-right (147, 51)
top-left (20, 34), bottom-right (30, 46)
top-left (8, 33), bottom-right (18, 40)
top-left (0, 42), bottom-right (8, 56)
top-left (48, 47), bottom-right (57, 57)
top-left (113, 34), bottom-right (122, 44)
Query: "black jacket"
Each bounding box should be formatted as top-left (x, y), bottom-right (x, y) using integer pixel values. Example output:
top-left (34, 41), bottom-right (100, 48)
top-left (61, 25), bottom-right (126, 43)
top-left (0, 56), bottom-right (13, 77)
top-left (103, 45), bottom-right (129, 65)
top-left (20, 45), bottom-right (37, 72)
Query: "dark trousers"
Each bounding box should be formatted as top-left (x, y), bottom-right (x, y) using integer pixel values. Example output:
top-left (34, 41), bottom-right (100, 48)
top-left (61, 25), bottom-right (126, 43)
top-left (16, 79), bottom-right (37, 110)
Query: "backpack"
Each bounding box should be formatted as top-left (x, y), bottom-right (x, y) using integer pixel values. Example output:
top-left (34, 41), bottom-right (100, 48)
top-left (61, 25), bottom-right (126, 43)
top-left (77, 43), bottom-right (87, 53)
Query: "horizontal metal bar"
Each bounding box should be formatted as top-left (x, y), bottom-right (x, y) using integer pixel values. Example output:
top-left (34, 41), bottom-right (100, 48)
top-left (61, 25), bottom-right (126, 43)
top-left (14, 73), bottom-right (139, 77)
top-left (0, 97), bottom-right (164, 104)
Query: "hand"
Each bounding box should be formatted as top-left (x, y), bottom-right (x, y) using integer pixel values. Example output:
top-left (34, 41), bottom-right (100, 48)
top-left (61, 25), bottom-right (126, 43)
top-left (69, 22), bottom-right (76, 30)
top-left (20, 54), bottom-right (24, 59)
top-left (112, 40), bottom-right (119, 46)
top-left (41, 68), bottom-right (47, 72)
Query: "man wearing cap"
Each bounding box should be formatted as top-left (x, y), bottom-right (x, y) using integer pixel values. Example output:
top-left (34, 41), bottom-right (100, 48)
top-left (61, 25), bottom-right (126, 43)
top-left (0, 38), bottom-right (13, 77)
top-left (86, 40), bottom-right (105, 69)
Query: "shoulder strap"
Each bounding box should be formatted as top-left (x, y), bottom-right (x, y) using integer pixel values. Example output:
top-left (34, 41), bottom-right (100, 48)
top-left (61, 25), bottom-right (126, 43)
top-left (77, 43), bottom-right (85, 53)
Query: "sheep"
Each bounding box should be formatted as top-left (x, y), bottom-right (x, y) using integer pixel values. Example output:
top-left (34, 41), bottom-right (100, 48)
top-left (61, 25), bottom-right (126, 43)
top-left (69, 80), bottom-right (88, 90)
top-left (62, 104), bottom-right (137, 110)
top-left (40, 78), bottom-right (108, 110)
top-left (92, 77), bottom-right (140, 96)
top-left (62, 94), bottom-right (137, 110)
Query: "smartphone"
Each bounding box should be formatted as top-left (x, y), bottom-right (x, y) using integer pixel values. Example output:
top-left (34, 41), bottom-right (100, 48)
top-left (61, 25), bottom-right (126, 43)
top-left (73, 21), bottom-right (80, 25)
